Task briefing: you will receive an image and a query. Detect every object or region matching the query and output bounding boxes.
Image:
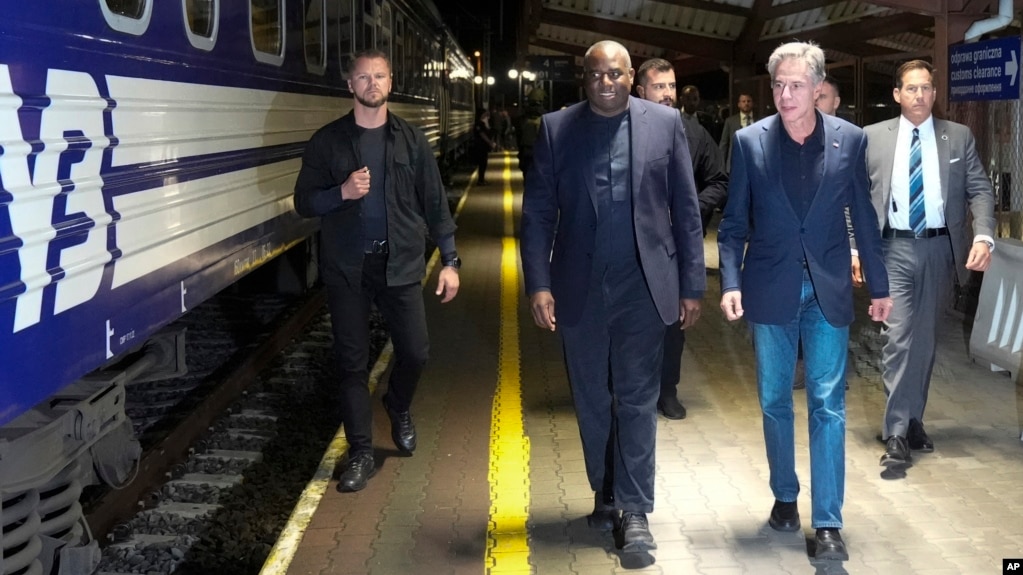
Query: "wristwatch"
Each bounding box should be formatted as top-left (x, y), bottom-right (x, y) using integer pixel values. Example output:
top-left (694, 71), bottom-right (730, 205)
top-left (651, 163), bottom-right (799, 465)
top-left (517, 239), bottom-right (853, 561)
top-left (442, 256), bottom-right (462, 269)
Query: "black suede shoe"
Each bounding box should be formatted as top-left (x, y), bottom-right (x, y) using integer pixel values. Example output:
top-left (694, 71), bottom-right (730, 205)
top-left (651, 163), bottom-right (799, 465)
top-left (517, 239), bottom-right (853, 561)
top-left (337, 452), bottom-right (377, 492)
top-left (383, 397), bottom-right (416, 453)
top-left (814, 528), bottom-right (849, 561)
top-left (768, 500), bottom-right (800, 532)
top-left (657, 395), bottom-right (687, 420)
top-left (908, 419), bottom-right (934, 452)
top-left (617, 512), bottom-right (657, 552)
top-left (587, 491), bottom-right (618, 530)
top-left (880, 435), bottom-right (911, 467)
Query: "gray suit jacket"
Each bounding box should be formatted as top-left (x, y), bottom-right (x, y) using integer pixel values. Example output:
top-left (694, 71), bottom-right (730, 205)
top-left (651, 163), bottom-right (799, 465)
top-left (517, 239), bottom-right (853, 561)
top-left (718, 112), bottom-right (752, 173)
top-left (862, 116), bottom-right (995, 285)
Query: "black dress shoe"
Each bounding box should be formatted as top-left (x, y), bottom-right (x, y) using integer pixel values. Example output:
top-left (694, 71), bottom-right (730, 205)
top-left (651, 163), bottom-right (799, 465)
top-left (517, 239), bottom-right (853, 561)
top-left (880, 435), bottom-right (911, 467)
top-left (617, 511), bottom-right (657, 552)
top-left (657, 395), bottom-right (687, 420)
top-left (587, 491), bottom-right (618, 530)
top-left (908, 419), bottom-right (934, 452)
top-left (337, 451), bottom-right (377, 492)
top-left (383, 397), bottom-right (417, 453)
top-left (814, 528), bottom-right (849, 561)
top-left (768, 499), bottom-right (800, 532)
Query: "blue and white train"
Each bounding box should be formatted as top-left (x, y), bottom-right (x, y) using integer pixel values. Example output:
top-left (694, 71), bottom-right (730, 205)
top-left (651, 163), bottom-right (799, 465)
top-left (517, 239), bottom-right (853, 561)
top-left (0, 1), bottom-right (474, 572)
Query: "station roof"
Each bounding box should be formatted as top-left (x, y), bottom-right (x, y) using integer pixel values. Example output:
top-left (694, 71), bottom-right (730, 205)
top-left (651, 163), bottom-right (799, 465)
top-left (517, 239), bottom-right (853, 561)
top-left (522, 0), bottom-right (1013, 78)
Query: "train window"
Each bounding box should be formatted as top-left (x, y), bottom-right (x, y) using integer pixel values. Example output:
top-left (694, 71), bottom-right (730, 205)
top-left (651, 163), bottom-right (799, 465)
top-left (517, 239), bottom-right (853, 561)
top-left (337, 0), bottom-right (353, 77)
top-left (251, 0), bottom-right (285, 65)
top-left (100, 0), bottom-right (152, 35)
top-left (393, 15), bottom-right (405, 92)
top-left (304, 0), bottom-right (326, 74)
top-left (378, 2), bottom-right (392, 62)
top-left (183, 0), bottom-right (218, 51)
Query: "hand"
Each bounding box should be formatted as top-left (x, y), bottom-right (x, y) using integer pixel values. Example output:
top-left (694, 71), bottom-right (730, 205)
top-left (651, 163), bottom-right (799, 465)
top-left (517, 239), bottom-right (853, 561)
top-left (679, 298), bottom-right (702, 330)
top-left (867, 297), bottom-right (893, 322)
top-left (851, 254), bottom-right (863, 288)
top-left (720, 291), bottom-right (744, 321)
top-left (965, 241), bottom-right (992, 272)
top-left (529, 291), bottom-right (557, 331)
top-left (435, 266), bottom-right (460, 303)
top-left (341, 166), bottom-right (371, 200)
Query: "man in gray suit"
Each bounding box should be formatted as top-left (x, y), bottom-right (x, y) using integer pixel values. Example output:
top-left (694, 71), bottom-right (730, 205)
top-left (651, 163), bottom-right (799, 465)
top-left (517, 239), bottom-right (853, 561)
top-left (863, 60), bottom-right (995, 470)
top-left (718, 93), bottom-right (754, 173)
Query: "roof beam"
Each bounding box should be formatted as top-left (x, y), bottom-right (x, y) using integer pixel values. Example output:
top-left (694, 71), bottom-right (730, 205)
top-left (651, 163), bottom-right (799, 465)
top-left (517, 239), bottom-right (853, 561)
top-left (538, 8), bottom-right (733, 61)
top-left (655, 0), bottom-right (749, 17)
top-left (764, 0), bottom-right (845, 19)
top-left (754, 12), bottom-right (934, 60)
top-left (530, 38), bottom-right (587, 59)
top-left (735, 0), bottom-right (772, 62)
top-left (867, 0), bottom-right (974, 16)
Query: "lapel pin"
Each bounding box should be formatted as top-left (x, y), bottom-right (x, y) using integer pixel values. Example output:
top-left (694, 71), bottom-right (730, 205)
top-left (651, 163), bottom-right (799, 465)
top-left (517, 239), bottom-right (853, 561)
top-left (941, 134), bottom-right (949, 140)
top-left (832, 141), bottom-right (839, 148)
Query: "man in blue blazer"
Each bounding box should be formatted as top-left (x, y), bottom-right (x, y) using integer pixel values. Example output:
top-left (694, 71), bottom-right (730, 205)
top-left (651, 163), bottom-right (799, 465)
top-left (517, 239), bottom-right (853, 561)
top-left (521, 40), bottom-right (705, 556)
top-left (718, 41), bottom-right (892, 561)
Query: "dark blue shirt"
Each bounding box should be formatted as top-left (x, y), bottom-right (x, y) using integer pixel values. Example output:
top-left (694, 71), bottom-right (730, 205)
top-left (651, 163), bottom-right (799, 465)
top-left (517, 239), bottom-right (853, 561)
top-left (779, 110), bottom-right (825, 223)
top-left (358, 125), bottom-right (389, 241)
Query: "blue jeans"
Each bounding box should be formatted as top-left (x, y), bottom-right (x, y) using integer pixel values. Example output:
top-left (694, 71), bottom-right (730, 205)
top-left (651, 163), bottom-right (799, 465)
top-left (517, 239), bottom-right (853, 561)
top-left (748, 272), bottom-right (848, 529)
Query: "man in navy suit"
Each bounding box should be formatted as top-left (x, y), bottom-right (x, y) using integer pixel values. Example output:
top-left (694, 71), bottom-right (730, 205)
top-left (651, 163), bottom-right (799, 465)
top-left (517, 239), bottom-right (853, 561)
top-left (718, 41), bottom-right (892, 561)
top-left (521, 40), bottom-right (705, 556)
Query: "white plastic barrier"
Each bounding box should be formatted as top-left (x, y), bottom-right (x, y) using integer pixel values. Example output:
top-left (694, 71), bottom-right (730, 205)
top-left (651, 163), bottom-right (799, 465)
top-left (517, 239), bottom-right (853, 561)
top-left (969, 238), bottom-right (1023, 439)
top-left (970, 238), bottom-right (1023, 380)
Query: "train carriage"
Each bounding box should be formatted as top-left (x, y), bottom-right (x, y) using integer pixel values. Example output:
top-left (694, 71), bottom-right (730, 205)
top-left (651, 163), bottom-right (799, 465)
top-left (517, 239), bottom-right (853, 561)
top-left (0, 1), bottom-right (474, 573)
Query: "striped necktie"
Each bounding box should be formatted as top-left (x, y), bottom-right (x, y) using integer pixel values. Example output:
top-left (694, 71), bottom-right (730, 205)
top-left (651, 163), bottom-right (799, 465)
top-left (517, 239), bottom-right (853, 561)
top-left (908, 128), bottom-right (926, 235)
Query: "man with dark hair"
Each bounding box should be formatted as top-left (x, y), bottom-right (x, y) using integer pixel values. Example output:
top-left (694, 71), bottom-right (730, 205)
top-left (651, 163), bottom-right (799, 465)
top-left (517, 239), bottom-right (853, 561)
top-left (521, 41), bottom-right (705, 557)
top-left (635, 57), bottom-right (727, 420)
top-left (863, 59), bottom-right (995, 470)
top-left (719, 41), bottom-right (892, 561)
top-left (679, 85), bottom-right (723, 142)
top-left (816, 76), bottom-right (842, 116)
top-left (294, 49), bottom-right (461, 492)
top-left (719, 93), bottom-right (755, 173)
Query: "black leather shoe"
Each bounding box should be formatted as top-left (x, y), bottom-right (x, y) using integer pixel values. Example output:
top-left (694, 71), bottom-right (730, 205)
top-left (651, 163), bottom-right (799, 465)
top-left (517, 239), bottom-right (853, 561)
top-left (814, 528), bottom-right (849, 561)
top-left (768, 500), bottom-right (800, 532)
top-left (880, 435), bottom-right (911, 467)
top-left (617, 511), bottom-right (657, 552)
top-left (657, 395), bottom-right (687, 420)
top-left (908, 419), bottom-right (934, 452)
top-left (337, 452), bottom-right (377, 492)
top-left (384, 397), bottom-right (416, 453)
top-left (587, 491), bottom-right (618, 530)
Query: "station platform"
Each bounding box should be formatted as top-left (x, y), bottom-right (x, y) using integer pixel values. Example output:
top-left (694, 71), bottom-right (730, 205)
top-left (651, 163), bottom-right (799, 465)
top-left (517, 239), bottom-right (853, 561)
top-left (265, 153), bottom-right (1023, 575)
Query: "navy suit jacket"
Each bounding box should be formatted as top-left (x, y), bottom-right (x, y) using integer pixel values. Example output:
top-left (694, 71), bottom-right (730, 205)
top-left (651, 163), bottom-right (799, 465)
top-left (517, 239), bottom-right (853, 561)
top-left (520, 97), bottom-right (706, 327)
top-left (717, 113), bottom-right (889, 326)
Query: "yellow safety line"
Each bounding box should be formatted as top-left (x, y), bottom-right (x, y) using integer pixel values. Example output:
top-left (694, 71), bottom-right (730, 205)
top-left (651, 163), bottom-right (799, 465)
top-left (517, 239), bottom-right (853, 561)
top-left (485, 154), bottom-right (531, 574)
top-left (261, 172), bottom-right (473, 575)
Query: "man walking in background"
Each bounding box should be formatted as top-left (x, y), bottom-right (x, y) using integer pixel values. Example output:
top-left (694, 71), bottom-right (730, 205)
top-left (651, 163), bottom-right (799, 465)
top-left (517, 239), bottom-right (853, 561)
top-left (635, 58), bottom-right (728, 420)
top-left (719, 92), bottom-right (755, 173)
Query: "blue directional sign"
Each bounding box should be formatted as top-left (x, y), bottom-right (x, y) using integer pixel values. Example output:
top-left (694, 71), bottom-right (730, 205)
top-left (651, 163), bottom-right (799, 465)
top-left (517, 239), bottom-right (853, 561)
top-left (949, 36), bottom-right (1020, 101)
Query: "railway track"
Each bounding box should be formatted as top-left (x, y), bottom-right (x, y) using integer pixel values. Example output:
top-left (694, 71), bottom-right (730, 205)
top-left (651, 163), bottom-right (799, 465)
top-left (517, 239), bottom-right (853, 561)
top-left (83, 286), bottom-right (358, 575)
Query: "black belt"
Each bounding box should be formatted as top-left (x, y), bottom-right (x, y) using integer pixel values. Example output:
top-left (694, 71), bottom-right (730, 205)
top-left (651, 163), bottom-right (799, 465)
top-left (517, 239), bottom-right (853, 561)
top-left (364, 239), bottom-right (389, 254)
top-left (882, 227), bottom-right (948, 239)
